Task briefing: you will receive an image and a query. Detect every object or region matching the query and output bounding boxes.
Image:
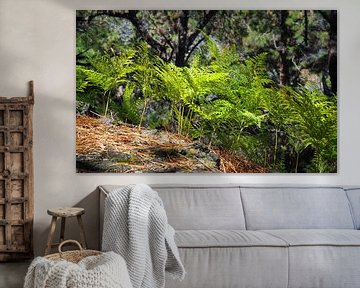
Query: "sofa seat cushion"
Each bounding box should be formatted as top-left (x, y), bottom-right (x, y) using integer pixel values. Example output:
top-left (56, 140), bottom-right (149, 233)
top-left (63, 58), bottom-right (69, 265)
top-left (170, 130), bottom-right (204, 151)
top-left (175, 230), bottom-right (288, 248)
top-left (260, 230), bottom-right (360, 288)
top-left (262, 229), bottom-right (360, 246)
top-left (166, 246), bottom-right (289, 288)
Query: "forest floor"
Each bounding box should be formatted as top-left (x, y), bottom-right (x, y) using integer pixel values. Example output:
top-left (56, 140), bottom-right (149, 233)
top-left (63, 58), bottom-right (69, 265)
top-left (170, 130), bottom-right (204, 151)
top-left (76, 115), bottom-right (268, 173)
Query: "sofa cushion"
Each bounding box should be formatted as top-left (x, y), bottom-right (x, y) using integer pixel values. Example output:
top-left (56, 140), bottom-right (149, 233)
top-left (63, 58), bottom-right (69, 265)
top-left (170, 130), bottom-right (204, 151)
top-left (345, 188), bottom-right (360, 229)
top-left (261, 229), bottom-right (360, 246)
top-left (241, 187), bottom-right (355, 230)
top-left (100, 185), bottom-right (246, 230)
top-left (175, 230), bottom-right (288, 248)
top-left (165, 246), bottom-right (289, 288)
top-left (287, 246), bottom-right (360, 288)
top-left (154, 186), bottom-right (246, 230)
top-left (261, 230), bottom-right (360, 288)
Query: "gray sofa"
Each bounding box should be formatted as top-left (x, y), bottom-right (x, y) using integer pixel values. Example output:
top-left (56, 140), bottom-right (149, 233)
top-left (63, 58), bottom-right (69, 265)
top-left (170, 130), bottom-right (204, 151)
top-left (99, 185), bottom-right (360, 288)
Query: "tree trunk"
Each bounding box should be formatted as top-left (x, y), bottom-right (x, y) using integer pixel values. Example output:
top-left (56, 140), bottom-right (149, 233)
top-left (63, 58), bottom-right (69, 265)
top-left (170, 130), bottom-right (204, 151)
top-left (175, 11), bottom-right (189, 67)
top-left (318, 10), bottom-right (337, 95)
top-left (304, 10), bottom-right (308, 47)
top-left (279, 10), bottom-right (290, 85)
top-left (328, 11), bottom-right (337, 95)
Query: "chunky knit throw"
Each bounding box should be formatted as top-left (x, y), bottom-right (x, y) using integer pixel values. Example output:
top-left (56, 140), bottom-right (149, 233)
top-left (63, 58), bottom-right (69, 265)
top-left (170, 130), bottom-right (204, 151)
top-left (23, 251), bottom-right (132, 288)
top-left (102, 184), bottom-right (185, 288)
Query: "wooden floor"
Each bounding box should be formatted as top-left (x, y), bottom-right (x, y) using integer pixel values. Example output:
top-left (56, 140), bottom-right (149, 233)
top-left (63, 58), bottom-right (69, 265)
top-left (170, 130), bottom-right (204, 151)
top-left (0, 261), bottom-right (30, 288)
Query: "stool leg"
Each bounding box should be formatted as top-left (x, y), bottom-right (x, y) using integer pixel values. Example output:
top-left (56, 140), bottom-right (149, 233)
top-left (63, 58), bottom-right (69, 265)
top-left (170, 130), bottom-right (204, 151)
top-left (60, 217), bottom-right (66, 243)
top-left (77, 215), bottom-right (87, 249)
top-left (45, 216), bottom-right (57, 255)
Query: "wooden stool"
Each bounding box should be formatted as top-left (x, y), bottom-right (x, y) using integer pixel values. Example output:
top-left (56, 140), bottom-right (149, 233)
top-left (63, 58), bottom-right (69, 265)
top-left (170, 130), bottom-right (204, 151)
top-left (45, 207), bottom-right (87, 255)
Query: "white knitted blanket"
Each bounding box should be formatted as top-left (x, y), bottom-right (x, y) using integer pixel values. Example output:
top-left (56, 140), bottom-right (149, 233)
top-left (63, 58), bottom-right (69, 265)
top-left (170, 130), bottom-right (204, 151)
top-left (102, 184), bottom-right (185, 288)
top-left (23, 251), bottom-right (132, 288)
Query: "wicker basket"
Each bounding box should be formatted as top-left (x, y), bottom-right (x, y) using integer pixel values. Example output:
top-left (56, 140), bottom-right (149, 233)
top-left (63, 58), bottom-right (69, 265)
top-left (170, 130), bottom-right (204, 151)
top-left (45, 240), bottom-right (102, 263)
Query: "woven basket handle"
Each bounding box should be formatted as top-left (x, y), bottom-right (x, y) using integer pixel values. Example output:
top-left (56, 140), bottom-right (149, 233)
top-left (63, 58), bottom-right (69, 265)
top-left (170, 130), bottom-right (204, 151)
top-left (58, 240), bottom-right (83, 255)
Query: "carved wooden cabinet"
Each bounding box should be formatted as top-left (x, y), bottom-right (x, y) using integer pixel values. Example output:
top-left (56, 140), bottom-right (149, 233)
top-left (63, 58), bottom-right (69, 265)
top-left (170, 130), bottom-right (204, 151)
top-left (0, 81), bottom-right (34, 261)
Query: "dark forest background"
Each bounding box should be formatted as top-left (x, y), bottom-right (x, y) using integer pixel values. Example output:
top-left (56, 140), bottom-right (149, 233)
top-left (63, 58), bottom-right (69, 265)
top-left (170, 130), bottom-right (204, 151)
top-left (76, 10), bottom-right (337, 173)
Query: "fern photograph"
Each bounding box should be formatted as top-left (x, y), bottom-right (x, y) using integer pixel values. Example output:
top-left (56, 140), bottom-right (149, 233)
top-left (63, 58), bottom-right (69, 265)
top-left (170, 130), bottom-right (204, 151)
top-left (76, 10), bottom-right (337, 173)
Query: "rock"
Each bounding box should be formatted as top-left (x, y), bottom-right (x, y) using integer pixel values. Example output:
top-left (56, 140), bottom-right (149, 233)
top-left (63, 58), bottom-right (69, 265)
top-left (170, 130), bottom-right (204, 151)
top-left (153, 148), bottom-right (180, 158)
top-left (193, 142), bottom-right (210, 153)
top-left (76, 154), bottom-right (131, 173)
top-left (105, 151), bottom-right (133, 163)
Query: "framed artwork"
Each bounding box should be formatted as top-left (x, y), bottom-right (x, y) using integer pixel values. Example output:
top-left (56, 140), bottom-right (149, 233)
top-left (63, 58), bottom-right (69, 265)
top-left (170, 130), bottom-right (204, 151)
top-left (76, 10), bottom-right (337, 173)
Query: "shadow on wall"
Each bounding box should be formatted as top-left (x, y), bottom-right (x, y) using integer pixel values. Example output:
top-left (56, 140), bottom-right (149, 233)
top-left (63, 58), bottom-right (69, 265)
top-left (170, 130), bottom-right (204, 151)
top-left (38, 188), bottom-right (100, 256)
top-left (0, 45), bottom-right (31, 96)
top-left (32, 93), bottom-right (76, 256)
top-left (0, 0), bottom-right (37, 96)
top-left (72, 187), bottom-right (100, 249)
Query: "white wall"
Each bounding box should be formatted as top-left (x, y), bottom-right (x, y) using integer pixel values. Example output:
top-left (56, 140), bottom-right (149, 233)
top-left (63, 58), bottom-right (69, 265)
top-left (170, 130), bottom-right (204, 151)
top-left (0, 0), bottom-right (359, 256)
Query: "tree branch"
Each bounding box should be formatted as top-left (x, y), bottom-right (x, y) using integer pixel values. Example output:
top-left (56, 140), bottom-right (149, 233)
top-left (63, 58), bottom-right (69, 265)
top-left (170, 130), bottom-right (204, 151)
top-left (168, 47), bottom-right (175, 62)
top-left (187, 11), bottom-right (218, 49)
top-left (159, 30), bottom-right (174, 50)
top-left (185, 37), bottom-right (205, 63)
top-left (87, 10), bottom-right (168, 59)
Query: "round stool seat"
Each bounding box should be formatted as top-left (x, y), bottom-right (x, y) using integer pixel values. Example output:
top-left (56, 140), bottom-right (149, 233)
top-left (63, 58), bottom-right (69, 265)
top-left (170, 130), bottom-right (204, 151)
top-left (45, 207), bottom-right (88, 255)
top-left (47, 207), bottom-right (85, 218)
